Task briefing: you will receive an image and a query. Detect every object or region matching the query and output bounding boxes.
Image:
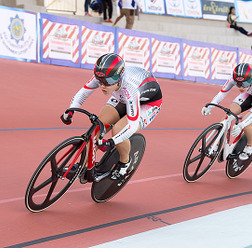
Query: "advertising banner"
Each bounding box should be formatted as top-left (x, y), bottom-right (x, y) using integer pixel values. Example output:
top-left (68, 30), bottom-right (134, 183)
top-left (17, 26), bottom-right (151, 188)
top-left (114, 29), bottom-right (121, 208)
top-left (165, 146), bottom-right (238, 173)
top-left (165, 0), bottom-right (185, 16)
top-left (183, 42), bottom-right (210, 81)
top-left (143, 0), bottom-right (166, 14)
top-left (81, 26), bottom-right (115, 66)
top-left (40, 14), bottom-right (80, 67)
top-left (184, 0), bottom-right (202, 17)
top-left (235, 0), bottom-right (252, 23)
top-left (211, 47), bottom-right (237, 80)
top-left (151, 37), bottom-right (182, 78)
top-left (0, 6), bottom-right (37, 62)
top-left (118, 29), bottom-right (150, 70)
top-left (202, 0), bottom-right (233, 20)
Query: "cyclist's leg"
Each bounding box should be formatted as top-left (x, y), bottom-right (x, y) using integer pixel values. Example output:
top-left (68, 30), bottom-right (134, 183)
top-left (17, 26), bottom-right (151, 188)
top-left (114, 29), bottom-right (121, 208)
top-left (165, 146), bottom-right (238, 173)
top-left (111, 116), bottom-right (140, 163)
top-left (242, 111), bottom-right (252, 146)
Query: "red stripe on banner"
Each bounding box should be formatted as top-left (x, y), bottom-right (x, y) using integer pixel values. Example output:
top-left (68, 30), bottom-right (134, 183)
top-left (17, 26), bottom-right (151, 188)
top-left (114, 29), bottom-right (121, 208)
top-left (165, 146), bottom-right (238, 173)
top-left (152, 41), bottom-right (161, 58)
top-left (144, 58), bottom-right (149, 69)
top-left (140, 39), bottom-right (147, 50)
top-left (183, 44), bottom-right (187, 53)
top-left (82, 50), bottom-right (87, 61)
top-left (184, 46), bottom-right (192, 62)
top-left (82, 26), bottom-right (87, 37)
top-left (229, 53), bottom-right (234, 63)
top-left (119, 36), bottom-right (129, 54)
top-left (171, 44), bottom-right (177, 55)
top-left (82, 30), bottom-right (92, 49)
top-left (44, 23), bottom-right (56, 41)
top-left (139, 77), bottom-right (156, 88)
top-left (68, 27), bottom-right (76, 39)
top-left (202, 49), bottom-right (207, 59)
top-left (211, 50), bottom-right (219, 65)
top-left (43, 43), bottom-right (49, 55)
top-left (104, 33), bottom-right (111, 46)
top-left (43, 19), bottom-right (49, 30)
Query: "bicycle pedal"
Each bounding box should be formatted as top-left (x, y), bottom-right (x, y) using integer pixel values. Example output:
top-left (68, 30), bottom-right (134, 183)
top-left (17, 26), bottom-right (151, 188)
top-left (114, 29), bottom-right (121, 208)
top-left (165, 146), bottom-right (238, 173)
top-left (94, 171), bottom-right (110, 182)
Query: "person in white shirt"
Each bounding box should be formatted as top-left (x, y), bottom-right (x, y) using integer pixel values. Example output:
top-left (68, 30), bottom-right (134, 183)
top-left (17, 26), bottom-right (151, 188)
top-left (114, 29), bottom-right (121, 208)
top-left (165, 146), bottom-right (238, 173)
top-left (113, 0), bottom-right (142, 29)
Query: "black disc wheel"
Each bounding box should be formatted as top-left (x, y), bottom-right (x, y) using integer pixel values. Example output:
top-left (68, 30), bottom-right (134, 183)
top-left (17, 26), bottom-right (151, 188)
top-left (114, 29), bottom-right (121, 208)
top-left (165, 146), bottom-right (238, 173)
top-left (91, 133), bottom-right (146, 203)
top-left (183, 123), bottom-right (224, 182)
top-left (25, 136), bottom-right (87, 212)
top-left (226, 134), bottom-right (251, 179)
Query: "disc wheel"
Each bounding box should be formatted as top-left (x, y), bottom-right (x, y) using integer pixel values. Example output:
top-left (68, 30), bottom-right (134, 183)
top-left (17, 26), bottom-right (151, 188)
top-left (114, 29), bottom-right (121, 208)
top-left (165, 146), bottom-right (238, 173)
top-left (91, 133), bottom-right (146, 203)
top-left (25, 136), bottom-right (87, 212)
top-left (183, 123), bottom-right (224, 182)
top-left (226, 134), bottom-right (250, 179)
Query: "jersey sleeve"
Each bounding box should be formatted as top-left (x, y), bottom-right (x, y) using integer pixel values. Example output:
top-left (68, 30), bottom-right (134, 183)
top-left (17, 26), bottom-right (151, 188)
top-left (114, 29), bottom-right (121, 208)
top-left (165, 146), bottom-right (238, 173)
top-left (70, 76), bottom-right (99, 108)
top-left (211, 78), bottom-right (235, 105)
top-left (112, 91), bottom-right (140, 145)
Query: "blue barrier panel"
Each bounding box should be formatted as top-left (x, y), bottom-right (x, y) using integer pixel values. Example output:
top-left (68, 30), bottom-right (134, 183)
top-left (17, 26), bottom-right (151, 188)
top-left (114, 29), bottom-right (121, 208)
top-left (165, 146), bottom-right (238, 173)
top-left (80, 22), bottom-right (115, 70)
top-left (39, 13), bottom-right (82, 68)
top-left (238, 47), bottom-right (252, 64)
top-left (182, 39), bottom-right (213, 84)
top-left (116, 27), bottom-right (151, 71)
top-left (210, 43), bottom-right (238, 85)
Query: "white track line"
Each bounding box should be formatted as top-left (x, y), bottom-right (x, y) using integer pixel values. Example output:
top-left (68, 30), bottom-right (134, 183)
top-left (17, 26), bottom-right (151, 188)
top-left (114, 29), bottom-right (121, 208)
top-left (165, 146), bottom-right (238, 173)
top-left (0, 169), bottom-right (224, 205)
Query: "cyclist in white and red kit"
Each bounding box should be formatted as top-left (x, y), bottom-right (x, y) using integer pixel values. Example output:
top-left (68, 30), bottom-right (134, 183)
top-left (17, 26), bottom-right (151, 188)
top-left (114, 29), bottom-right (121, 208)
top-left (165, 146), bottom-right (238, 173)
top-left (61, 53), bottom-right (162, 179)
top-left (202, 63), bottom-right (252, 160)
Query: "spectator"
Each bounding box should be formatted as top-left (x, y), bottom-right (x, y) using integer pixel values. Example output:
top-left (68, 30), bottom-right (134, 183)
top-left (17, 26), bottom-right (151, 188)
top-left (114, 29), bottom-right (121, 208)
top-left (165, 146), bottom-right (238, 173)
top-left (113, 0), bottom-right (142, 29)
top-left (113, 0), bottom-right (123, 27)
top-left (101, 0), bottom-right (113, 23)
top-left (227, 6), bottom-right (252, 36)
top-left (90, 0), bottom-right (103, 17)
top-left (84, 0), bottom-right (92, 16)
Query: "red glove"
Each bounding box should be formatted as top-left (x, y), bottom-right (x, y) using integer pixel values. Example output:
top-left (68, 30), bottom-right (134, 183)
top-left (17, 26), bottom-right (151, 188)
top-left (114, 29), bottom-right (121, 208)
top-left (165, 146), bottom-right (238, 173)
top-left (96, 139), bottom-right (115, 152)
top-left (60, 111), bottom-right (73, 125)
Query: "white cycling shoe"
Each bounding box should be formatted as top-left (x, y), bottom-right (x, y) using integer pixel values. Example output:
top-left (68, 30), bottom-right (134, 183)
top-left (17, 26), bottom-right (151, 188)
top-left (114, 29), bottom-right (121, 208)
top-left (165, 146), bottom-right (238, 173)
top-left (111, 158), bottom-right (131, 180)
top-left (239, 146), bottom-right (252, 161)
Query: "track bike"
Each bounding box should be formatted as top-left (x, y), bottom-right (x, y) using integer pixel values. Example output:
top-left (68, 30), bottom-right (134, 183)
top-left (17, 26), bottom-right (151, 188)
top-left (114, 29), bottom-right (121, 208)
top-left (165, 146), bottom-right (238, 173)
top-left (25, 108), bottom-right (146, 213)
top-left (183, 103), bottom-right (251, 183)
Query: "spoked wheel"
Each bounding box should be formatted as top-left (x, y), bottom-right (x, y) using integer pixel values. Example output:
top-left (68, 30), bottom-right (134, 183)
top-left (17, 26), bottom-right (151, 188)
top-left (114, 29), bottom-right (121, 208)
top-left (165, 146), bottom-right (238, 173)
top-left (91, 133), bottom-right (146, 203)
top-left (226, 134), bottom-right (251, 178)
top-left (25, 136), bottom-right (87, 212)
top-left (183, 123), bottom-right (224, 182)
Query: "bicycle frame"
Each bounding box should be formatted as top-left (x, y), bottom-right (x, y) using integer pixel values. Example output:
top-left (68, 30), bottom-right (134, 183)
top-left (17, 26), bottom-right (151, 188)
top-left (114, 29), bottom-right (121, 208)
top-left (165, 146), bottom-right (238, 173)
top-left (60, 120), bottom-right (111, 182)
top-left (207, 114), bottom-right (243, 160)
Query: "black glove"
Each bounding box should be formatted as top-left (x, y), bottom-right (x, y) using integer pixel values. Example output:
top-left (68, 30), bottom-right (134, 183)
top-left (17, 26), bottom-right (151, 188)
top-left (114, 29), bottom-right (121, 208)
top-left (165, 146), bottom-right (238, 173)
top-left (60, 111), bottom-right (74, 125)
top-left (96, 139), bottom-right (115, 152)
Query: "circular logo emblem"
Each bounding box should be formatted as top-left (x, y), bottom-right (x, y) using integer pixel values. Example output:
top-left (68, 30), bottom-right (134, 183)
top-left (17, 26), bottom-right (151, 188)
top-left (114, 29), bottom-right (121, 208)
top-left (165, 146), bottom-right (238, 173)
top-left (8, 14), bottom-right (26, 44)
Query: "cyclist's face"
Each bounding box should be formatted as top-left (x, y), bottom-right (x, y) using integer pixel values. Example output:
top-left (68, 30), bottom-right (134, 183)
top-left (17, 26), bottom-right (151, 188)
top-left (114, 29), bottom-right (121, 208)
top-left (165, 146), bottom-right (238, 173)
top-left (99, 83), bottom-right (119, 95)
top-left (237, 85), bottom-right (250, 93)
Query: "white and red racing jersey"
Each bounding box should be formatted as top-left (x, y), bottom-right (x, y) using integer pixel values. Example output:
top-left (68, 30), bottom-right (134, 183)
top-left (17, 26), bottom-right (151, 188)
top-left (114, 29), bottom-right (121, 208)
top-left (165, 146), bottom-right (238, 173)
top-left (211, 78), bottom-right (252, 105)
top-left (69, 66), bottom-right (162, 145)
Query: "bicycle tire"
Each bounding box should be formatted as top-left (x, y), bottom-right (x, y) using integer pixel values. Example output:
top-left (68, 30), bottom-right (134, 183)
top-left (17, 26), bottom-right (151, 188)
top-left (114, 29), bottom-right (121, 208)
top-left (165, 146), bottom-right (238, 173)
top-left (25, 136), bottom-right (87, 212)
top-left (183, 123), bottom-right (224, 183)
top-left (226, 134), bottom-right (251, 178)
top-left (91, 133), bottom-right (146, 203)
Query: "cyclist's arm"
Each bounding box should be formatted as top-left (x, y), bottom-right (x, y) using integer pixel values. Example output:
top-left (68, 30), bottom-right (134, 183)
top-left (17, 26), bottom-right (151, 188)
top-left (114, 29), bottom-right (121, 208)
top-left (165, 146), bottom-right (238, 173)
top-left (112, 92), bottom-right (140, 145)
top-left (70, 76), bottom-right (99, 108)
top-left (211, 78), bottom-right (235, 105)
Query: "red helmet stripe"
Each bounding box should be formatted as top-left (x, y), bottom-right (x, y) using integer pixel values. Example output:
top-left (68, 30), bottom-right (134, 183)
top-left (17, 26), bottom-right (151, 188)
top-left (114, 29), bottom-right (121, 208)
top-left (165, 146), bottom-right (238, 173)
top-left (106, 56), bottom-right (121, 76)
top-left (244, 65), bottom-right (251, 80)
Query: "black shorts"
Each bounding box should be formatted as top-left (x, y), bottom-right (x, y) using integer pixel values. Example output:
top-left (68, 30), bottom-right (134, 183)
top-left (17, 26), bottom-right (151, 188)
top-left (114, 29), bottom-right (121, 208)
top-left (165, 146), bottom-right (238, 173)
top-left (233, 93), bottom-right (252, 112)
